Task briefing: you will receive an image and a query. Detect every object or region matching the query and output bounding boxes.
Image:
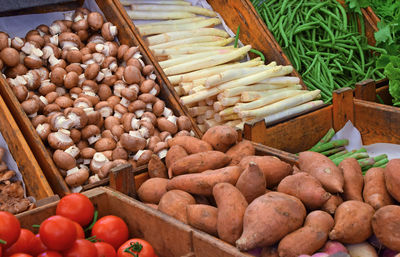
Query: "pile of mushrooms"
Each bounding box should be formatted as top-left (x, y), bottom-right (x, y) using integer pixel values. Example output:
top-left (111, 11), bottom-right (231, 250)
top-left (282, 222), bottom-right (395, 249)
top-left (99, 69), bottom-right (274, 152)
top-left (0, 147), bottom-right (32, 214)
top-left (0, 7), bottom-right (193, 191)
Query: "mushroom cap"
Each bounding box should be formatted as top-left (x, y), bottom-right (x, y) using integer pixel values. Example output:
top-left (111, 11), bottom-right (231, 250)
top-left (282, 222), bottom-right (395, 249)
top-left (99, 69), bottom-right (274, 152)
top-left (26, 34), bottom-right (45, 48)
top-left (1, 47), bottom-right (20, 67)
top-left (110, 125), bottom-right (124, 140)
top-left (36, 123), bottom-right (51, 141)
top-left (112, 147), bottom-right (128, 160)
top-left (39, 81), bottom-right (57, 96)
top-left (65, 107), bottom-right (88, 129)
top-left (137, 150), bottom-right (153, 166)
top-left (123, 65), bottom-right (141, 85)
top-left (114, 104), bottom-right (127, 115)
top-left (153, 141), bottom-right (169, 153)
top-left (126, 58), bottom-right (142, 71)
top-left (66, 48), bottom-right (82, 63)
top-left (120, 133), bottom-right (146, 153)
top-left (98, 84), bottom-right (112, 101)
top-left (12, 85), bottom-right (29, 102)
top-left (101, 22), bottom-right (117, 41)
top-left (123, 46), bottom-right (139, 62)
top-left (159, 131), bottom-right (172, 142)
top-left (48, 131), bottom-right (74, 150)
top-left (138, 93), bottom-right (157, 104)
top-left (71, 19), bottom-right (89, 32)
top-left (140, 80), bottom-right (156, 94)
top-left (66, 63), bottom-right (83, 75)
top-left (70, 129), bottom-right (81, 143)
top-left (177, 116), bottom-right (192, 131)
top-left (24, 55), bottom-right (43, 69)
top-left (58, 32), bottom-right (81, 49)
top-left (175, 130), bottom-right (191, 137)
top-left (94, 137), bottom-right (117, 152)
top-left (88, 12), bottom-right (104, 31)
top-left (142, 65), bottom-right (155, 76)
top-left (50, 67), bottom-right (67, 86)
top-left (43, 103), bottom-right (61, 115)
top-left (0, 32), bottom-right (9, 51)
top-left (147, 136), bottom-right (161, 152)
top-left (128, 100), bottom-right (146, 113)
top-left (21, 99), bottom-right (40, 115)
top-left (121, 87), bottom-right (138, 102)
top-left (65, 166), bottom-right (89, 187)
top-left (80, 147), bottom-right (96, 159)
top-left (117, 44), bottom-right (129, 60)
top-left (106, 95), bottom-right (120, 109)
top-left (81, 124), bottom-right (100, 139)
top-left (84, 63), bottom-right (100, 80)
top-left (104, 116), bottom-right (120, 130)
top-left (31, 115), bottom-right (48, 127)
top-left (64, 71), bottom-right (79, 89)
top-left (152, 100), bottom-right (165, 117)
top-left (55, 96), bottom-right (74, 109)
top-left (74, 97), bottom-right (93, 108)
top-left (53, 149), bottom-right (76, 170)
top-left (142, 112), bottom-right (157, 125)
top-left (5, 63), bottom-right (28, 78)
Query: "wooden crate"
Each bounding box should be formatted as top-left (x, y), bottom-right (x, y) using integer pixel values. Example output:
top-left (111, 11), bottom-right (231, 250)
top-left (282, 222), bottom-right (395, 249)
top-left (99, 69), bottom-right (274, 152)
top-left (0, 93), bottom-right (54, 200)
top-left (0, 0), bottom-right (194, 196)
top-left (244, 87), bottom-right (400, 153)
top-left (16, 186), bottom-right (256, 257)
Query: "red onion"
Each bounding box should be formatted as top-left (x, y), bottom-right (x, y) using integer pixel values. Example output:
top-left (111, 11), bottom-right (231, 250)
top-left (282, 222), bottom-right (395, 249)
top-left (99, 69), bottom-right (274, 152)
top-left (322, 241), bottom-right (348, 254)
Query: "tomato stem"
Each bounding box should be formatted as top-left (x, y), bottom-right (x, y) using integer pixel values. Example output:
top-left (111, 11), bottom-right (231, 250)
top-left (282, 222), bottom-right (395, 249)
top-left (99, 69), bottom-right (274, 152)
top-left (32, 224), bottom-right (40, 228)
top-left (86, 235), bottom-right (99, 243)
top-left (123, 242), bottom-right (143, 257)
top-left (0, 239), bottom-right (6, 244)
top-left (84, 210), bottom-right (98, 232)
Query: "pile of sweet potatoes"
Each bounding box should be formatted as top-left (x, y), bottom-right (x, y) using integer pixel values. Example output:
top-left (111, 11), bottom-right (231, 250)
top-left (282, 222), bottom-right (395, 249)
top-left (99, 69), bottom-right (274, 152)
top-left (137, 125), bottom-right (400, 257)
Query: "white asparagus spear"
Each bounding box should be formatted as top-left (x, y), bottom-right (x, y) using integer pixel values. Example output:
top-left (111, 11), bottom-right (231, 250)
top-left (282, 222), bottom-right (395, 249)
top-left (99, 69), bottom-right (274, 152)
top-left (264, 100), bottom-right (324, 125)
top-left (240, 85), bottom-right (303, 102)
top-left (204, 109), bottom-right (215, 119)
top-left (137, 18), bottom-right (221, 36)
top-left (122, 0), bottom-right (190, 5)
top-left (224, 119), bottom-right (243, 128)
top-left (128, 10), bottom-right (196, 19)
top-left (188, 106), bottom-right (212, 116)
top-left (234, 90), bottom-right (304, 112)
top-left (206, 97), bottom-right (215, 106)
top-left (130, 4), bottom-right (217, 17)
top-left (152, 46), bottom-right (233, 56)
top-left (213, 101), bottom-right (224, 112)
top-left (197, 124), bottom-right (207, 133)
top-left (217, 95), bottom-right (240, 106)
top-left (180, 65), bottom-right (293, 105)
top-left (204, 66), bottom-right (274, 88)
top-left (219, 107), bottom-right (235, 116)
top-left (146, 28), bottom-right (229, 46)
top-left (174, 86), bottom-right (184, 96)
top-left (259, 76), bottom-right (301, 85)
top-left (136, 17), bottom-right (205, 29)
top-left (164, 45), bottom-right (251, 75)
top-left (171, 38), bottom-right (234, 48)
top-left (150, 36), bottom-right (229, 50)
top-left (190, 85), bottom-right (206, 94)
top-left (214, 113), bottom-right (239, 122)
top-left (238, 90), bottom-right (321, 118)
top-left (204, 119), bottom-right (221, 129)
top-left (159, 48), bottom-right (234, 68)
top-left (197, 115), bottom-right (206, 124)
top-left (168, 57), bottom-right (262, 84)
top-left (223, 83), bottom-right (292, 98)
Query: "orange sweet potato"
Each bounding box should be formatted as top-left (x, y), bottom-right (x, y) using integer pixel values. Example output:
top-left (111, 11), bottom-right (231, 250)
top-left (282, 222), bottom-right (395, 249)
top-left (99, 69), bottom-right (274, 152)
top-left (299, 151), bottom-right (344, 193)
top-left (278, 210), bottom-right (334, 257)
top-left (201, 125), bottom-right (238, 152)
top-left (158, 189), bottom-right (195, 224)
top-left (372, 205), bottom-right (400, 252)
top-left (166, 166), bottom-right (242, 196)
top-left (339, 158), bottom-right (363, 201)
top-left (186, 204), bottom-right (218, 236)
top-left (321, 194), bottom-right (343, 215)
top-left (384, 159), bottom-right (400, 202)
top-left (137, 178), bottom-right (169, 204)
top-left (148, 154), bottom-right (167, 178)
top-left (169, 151), bottom-right (231, 176)
top-left (226, 140), bottom-right (255, 165)
top-left (277, 172), bottom-right (331, 210)
top-left (329, 200), bottom-right (374, 244)
top-left (236, 192), bottom-right (306, 251)
top-left (363, 167), bottom-right (394, 210)
top-left (213, 182), bottom-right (248, 245)
top-left (165, 145), bottom-right (188, 169)
top-left (239, 156), bottom-right (292, 188)
top-left (168, 136), bottom-right (212, 154)
top-left (236, 162), bottom-right (266, 203)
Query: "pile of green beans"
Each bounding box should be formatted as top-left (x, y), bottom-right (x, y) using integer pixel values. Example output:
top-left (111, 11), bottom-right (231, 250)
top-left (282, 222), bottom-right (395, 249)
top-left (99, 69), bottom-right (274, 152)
top-left (251, 0), bottom-right (387, 102)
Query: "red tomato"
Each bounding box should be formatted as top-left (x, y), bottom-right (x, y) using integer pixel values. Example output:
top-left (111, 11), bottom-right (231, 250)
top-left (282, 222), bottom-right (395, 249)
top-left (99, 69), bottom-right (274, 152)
top-left (91, 216), bottom-right (128, 249)
top-left (117, 239), bottom-right (156, 257)
top-left (36, 251), bottom-right (62, 257)
top-left (56, 193), bottom-right (94, 227)
top-left (29, 234), bottom-right (47, 256)
top-left (0, 211), bottom-right (21, 248)
top-left (9, 254), bottom-right (32, 257)
top-left (3, 229), bottom-right (35, 256)
top-left (72, 221), bottom-right (85, 239)
top-left (63, 239), bottom-right (97, 257)
top-left (94, 242), bottom-right (116, 257)
top-left (39, 216), bottom-right (76, 251)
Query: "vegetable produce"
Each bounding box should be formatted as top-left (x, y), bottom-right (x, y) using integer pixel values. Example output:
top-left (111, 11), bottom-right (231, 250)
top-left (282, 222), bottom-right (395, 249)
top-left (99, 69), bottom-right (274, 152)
top-left (235, 162), bottom-right (266, 203)
top-left (213, 183), bottom-right (248, 245)
top-left (372, 205), bottom-right (400, 252)
top-left (0, 211), bottom-right (20, 248)
top-left (137, 178), bottom-right (169, 204)
top-left (346, 242), bottom-right (378, 257)
top-left (329, 200), bottom-right (374, 244)
top-left (157, 189), bottom-right (195, 224)
top-left (298, 151), bottom-right (344, 193)
top-left (167, 136), bottom-right (212, 154)
top-left (321, 241), bottom-right (348, 255)
top-left (236, 192), bottom-right (306, 251)
top-left (384, 159), bottom-right (400, 202)
top-left (117, 238), bottom-right (156, 257)
top-left (55, 193), bottom-right (94, 227)
top-left (91, 215), bottom-right (129, 249)
top-left (363, 167), bottom-right (394, 209)
top-left (321, 195), bottom-right (343, 215)
top-left (201, 125), bottom-right (238, 152)
top-left (339, 158), bottom-right (364, 201)
top-left (251, 0), bottom-right (386, 103)
top-left (226, 140), bottom-right (255, 165)
top-left (277, 172), bottom-right (331, 210)
top-left (39, 216), bottom-right (77, 251)
top-left (63, 239), bottom-right (97, 257)
top-left (278, 211), bottom-right (334, 257)
top-left (186, 204), bottom-right (218, 236)
top-left (94, 242), bottom-right (117, 257)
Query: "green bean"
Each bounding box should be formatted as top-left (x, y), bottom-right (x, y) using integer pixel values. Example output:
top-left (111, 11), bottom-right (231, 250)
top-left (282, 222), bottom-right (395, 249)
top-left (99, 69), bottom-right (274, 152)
top-left (278, 16), bottom-right (289, 47)
top-left (346, 50), bottom-right (354, 63)
top-left (305, 1), bottom-right (329, 21)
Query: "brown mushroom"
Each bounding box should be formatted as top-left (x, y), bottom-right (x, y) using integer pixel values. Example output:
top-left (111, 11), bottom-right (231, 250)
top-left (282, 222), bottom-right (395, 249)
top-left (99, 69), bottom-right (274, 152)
top-left (87, 12), bottom-right (104, 31)
top-left (81, 124), bottom-right (101, 144)
top-left (5, 63), bottom-right (28, 78)
top-left (85, 63), bottom-right (100, 80)
top-left (123, 65), bottom-right (141, 84)
top-left (101, 22), bottom-right (118, 41)
top-left (95, 101), bottom-right (113, 118)
top-left (153, 141), bottom-right (169, 159)
top-left (55, 96), bottom-right (74, 109)
top-left (177, 116), bottom-right (192, 131)
top-left (94, 137), bottom-right (117, 152)
top-left (128, 100), bottom-right (146, 118)
top-left (0, 32), bottom-right (9, 51)
top-left (65, 165), bottom-right (89, 187)
top-left (0, 47), bottom-right (20, 67)
top-left (12, 85), bottom-right (28, 102)
top-left (43, 103), bottom-right (61, 115)
top-left (31, 115), bottom-right (48, 127)
top-left (21, 99), bottom-right (39, 117)
top-left (112, 147), bottom-right (128, 160)
top-left (38, 81), bottom-right (56, 96)
top-left (50, 67), bottom-right (67, 86)
top-left (49, 20), bottom-right (68, 36)
top-left (106, 95), bottom-right (120, 109)
top-left (48, 130), bottom-right (74, 150)
top-left (58, 32), bottom-right (81, 49)
top-left (90, 152), bottom-right (109, 174)
top-left (120, 132), bottom-right (146, 153)
top-left (104, 116), bottom-right (120, 130)
top-left (134, 149), bottom-right (153, 166)
top-left (98, 84), bottom-right (112, 101)
top-left (152, 100), bottom-right (165, 117)
top-left (36, 123), bottom-right (51, 141)
top-left (65, 107), bottom-right (88, 129)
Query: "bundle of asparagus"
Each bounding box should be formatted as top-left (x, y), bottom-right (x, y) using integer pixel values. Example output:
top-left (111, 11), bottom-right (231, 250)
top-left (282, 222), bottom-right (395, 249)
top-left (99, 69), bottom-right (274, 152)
top-left (122, 0), bottom-right (323, 132)
top-left (306, 128), bottom-right (388, 174)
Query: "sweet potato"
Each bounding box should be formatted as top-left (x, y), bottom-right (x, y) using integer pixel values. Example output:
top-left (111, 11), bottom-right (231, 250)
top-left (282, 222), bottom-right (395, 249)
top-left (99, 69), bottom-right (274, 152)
top-left (299, 151), bottom-right (344, 193)
top-left (261, 246), bottom-right (279, 257)
top-left (277, 172), bottom-right (331, 210)
top-left (169, 151), bottom-right (231, 176)
top-left (278, 210), bottom-right (334, 257)
top-left (239, 156), bottom-right (292, 188)
top-left (339, 158), bottom-right (363, 201)
top-left (138, 178), bottom-right (169, 204)
top-left (148, 154), bottom-right (167, 178)
top-left (235, 162), bottom-right (266, 203)
top-left (158, 189), bottom-right (196, 224)
top-left (329, 200), bottom-right (374, 244)
top-left (166, 166), bottom-right (242, 196)
top-left (226, 140), bottom-right (255, 165)
top-left (236, 192), bottom-right (306, 251)
top-left (186, 204), bottom-right (218, 236)
top-left (384, 159), bottom-right (400, 202)
top-left (372, 205), bottom-right (400, 252)
top-left (201, 125), bottom-right (238, 152)
top-left (168, 135), bottom-right (212, 154)
top-left (292, 165), bottom-right (301, 174)
top-left (165, 145), bottom-right (188, 169)
top-left (363, 167), bottom-right (393, 210)
top-left (321, 194), bottom-right (343, 215)
top-left (213, 182), bottom-right (248, 245)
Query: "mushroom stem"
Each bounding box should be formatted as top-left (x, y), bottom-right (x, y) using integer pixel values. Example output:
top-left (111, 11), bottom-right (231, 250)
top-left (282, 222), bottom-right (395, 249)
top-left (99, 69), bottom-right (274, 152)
top-left (88, 134), bottom-right (101, 145)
